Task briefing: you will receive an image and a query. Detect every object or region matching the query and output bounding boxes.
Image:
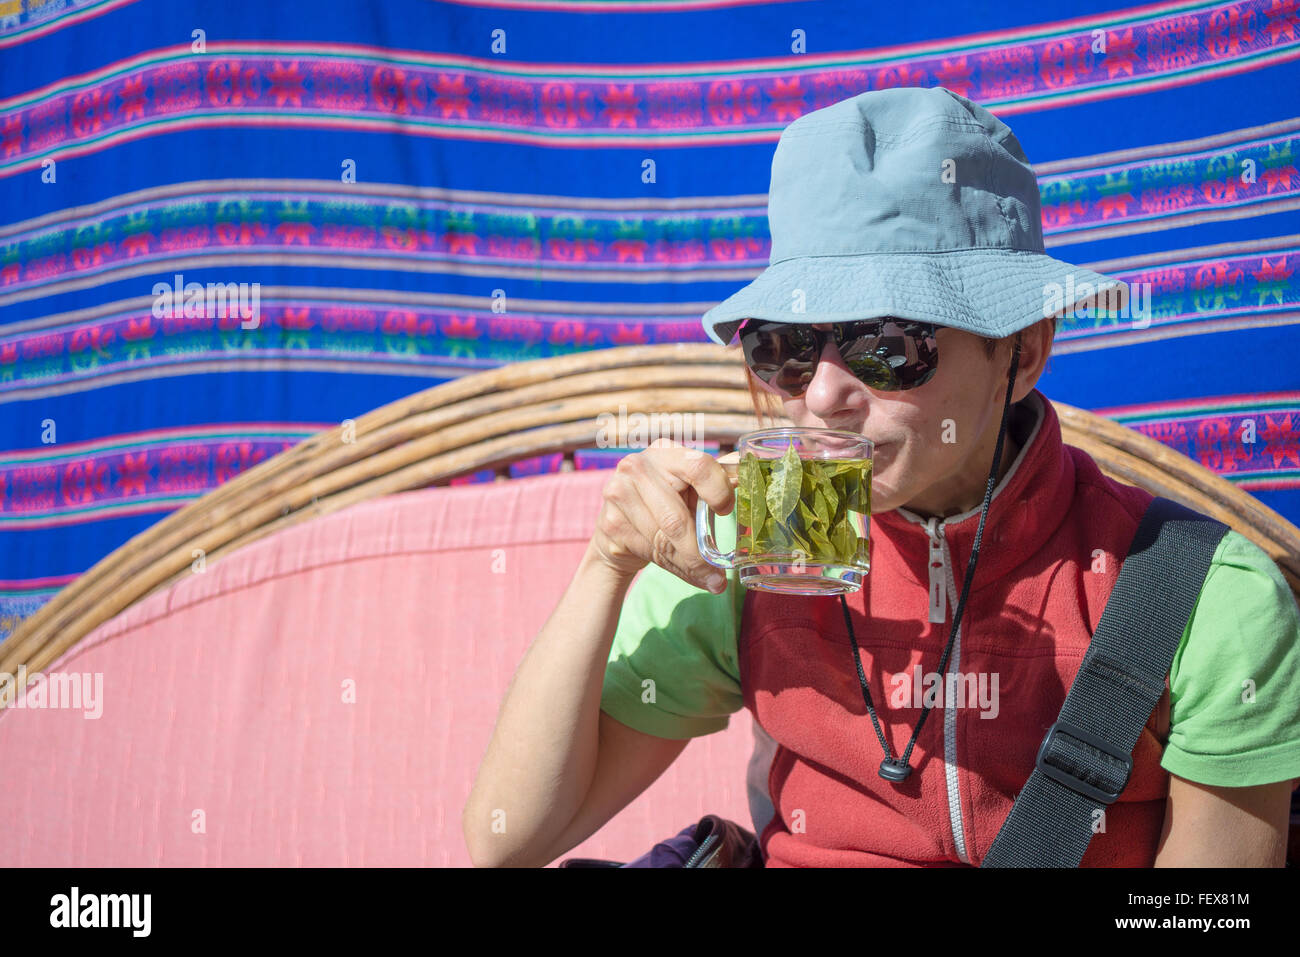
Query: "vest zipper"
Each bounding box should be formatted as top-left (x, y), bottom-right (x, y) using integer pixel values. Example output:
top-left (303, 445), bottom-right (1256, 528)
top-left (922, 515), bottom-right (971, 865)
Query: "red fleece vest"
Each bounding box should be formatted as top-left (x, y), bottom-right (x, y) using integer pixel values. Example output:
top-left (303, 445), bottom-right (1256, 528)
top-left (739, 388), bottom-right (1172, 867)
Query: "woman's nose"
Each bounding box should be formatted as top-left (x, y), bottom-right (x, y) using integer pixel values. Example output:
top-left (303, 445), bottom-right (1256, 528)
top-left (802, 336), bottom-right (858, 407)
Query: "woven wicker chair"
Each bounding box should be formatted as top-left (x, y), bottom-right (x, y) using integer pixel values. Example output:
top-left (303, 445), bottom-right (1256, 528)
top-left (4, 340), bottom-right (1300, 690)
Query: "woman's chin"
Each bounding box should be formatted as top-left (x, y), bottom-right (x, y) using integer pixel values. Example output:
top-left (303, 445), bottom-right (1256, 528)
top-left (870, 488), bottom-right (898, 514)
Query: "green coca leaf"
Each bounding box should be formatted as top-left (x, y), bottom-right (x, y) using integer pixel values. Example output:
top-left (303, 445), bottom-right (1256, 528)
top-left (766, 439), bottom-right (802, 523)
top-left (812, 482), bottom-right (831, 528)
top-left (831, 515), bottom-right (858, 561)
top-left (743, 451), bottom-right (766, 538)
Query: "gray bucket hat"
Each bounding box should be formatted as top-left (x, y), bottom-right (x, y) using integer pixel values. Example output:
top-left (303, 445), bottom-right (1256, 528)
top-left (701, 85), bottom-right (1128, 347)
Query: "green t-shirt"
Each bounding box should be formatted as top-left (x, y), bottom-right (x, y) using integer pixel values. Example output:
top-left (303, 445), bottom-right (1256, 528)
top-left (600, 510), bottom-right (1300, 788)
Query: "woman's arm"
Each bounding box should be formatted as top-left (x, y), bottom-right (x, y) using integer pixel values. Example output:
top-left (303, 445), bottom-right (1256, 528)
top-left (1153, 775), bottom-right (1293, 866)
top-left (461, 540), bottom-right (638, 868)
top-left (461, 442), bottom-right (736, 868)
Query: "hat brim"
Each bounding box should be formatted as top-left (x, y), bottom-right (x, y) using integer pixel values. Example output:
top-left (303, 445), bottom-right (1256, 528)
top-left (700, 249), bottom-right (1129, 346)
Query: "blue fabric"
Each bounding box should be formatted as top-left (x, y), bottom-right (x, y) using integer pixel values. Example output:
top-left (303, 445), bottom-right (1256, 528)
top-left (619, 824), bottom-right (701, 867)
top-left (2, 0), bottom-right (1298, 640)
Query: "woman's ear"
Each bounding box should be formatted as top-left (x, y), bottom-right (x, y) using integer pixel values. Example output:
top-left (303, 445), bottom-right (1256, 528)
top-left (1008, 321), bottom-right (1052, 403)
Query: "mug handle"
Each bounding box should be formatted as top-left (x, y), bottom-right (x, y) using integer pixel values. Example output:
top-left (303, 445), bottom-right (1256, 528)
top-left (696, 497), bottom-right (734, 569)
top-left (695, 450), bottom-right (741, 570)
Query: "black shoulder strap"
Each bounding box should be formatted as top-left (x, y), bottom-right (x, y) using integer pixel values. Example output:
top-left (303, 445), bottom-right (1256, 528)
top-left (981, 495), bottom-right (1231, 867)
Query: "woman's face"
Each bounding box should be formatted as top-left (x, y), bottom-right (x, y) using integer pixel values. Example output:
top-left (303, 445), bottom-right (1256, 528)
top-left (758, 323), bottom-right (1043, 518)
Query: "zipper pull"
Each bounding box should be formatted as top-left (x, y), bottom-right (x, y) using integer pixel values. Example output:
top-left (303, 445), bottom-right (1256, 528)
top-left (926, 517), bottom-right (946, 624)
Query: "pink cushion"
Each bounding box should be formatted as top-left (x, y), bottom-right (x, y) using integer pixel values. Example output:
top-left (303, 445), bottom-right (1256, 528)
top-left (0, 469), bottom-right (754, 866)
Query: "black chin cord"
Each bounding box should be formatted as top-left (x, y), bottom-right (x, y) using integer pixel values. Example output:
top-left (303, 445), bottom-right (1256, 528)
top-left (843, 339), bottom-right (1022, 783)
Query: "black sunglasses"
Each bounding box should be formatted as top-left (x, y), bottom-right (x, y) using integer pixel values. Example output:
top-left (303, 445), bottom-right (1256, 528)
top-left (738, 318), bottom-right (940, 397)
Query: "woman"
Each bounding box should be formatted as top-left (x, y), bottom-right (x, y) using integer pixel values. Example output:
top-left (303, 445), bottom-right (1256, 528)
top-left (463, 86), bottom-right (1300, 867)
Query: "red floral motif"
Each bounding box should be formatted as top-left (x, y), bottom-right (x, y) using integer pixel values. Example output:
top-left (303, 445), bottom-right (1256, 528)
top-left (61, 460), bottom-right (109, 506)
top-left (372, 66), bottom-right (425, 115)
top-left (381, 226), bottom-right (418, 251)
top-left (609, 323), bottom-right (647, 345)
top-left (122, 316), bottom-right (155, 340)
top-left (610, 238), bottom-right (650, 263)
top-left (1192, 259), bottom-right (1245, 290)
top-left (768, 77), bottom-right (806, 122)
top-left (440, 315), bottom-right (478, 339)
top-left (1262, 0), bottom-right (1297, 46)
top-left (1260, 413), bottom-right (1300, 469)
top-left (1201, 175), bottom-right (1241, 204)
top-left (71, 88), bottom-right (114, 137)
top-left (1206, 5), bottom-right (1257, 58)
top-left (267, 61), bottom-right (305, 108)
top-left (207, 61), bottom-right (261, 107)
top-left (431, 73), bottom-right (472, 119)
top-left (546, 237), bottom-right (600, 262)
top-left (547, 320), bottom-right (600, 347)
top-left (214, 221), bottom-right (269, 245)
top-left (706, 79), bottom-right (761, 126)
top-left (1100, 29), bottom-right (1139, 79)
top-left (1251, 255), bottom-right (1292, 285)
top-left (121, 233), bottom-right (152, 257)
top-left (382, 310), bottom-right (432, 337)
top-left (932, 57), bottom-right (975, 98)
top-left (118, 453), bottom-right (150, 497)
top-left (1260, 163), bottom-right (1296, 193)
top-left (1144, 15), bottom-right (1200, 73)
top-left (118, 75), bottom-right (147, 120)
top-left (70, 326), bottom-right (115, 356)
top-left (71, 242), bottom-right (114, 270)
top-left (600, 84), bottom-right (640, 128)
top-left (541, 82), bottom-right (595, 128)
top-left (810, 71), bottom-right (868, 110)
top-left (280, 307), bottom-right (312, 330)
top-left (215, 442), bottom-right (266, 484)
top-left (1039, 37), bottom-right (1094, 89)
top-left (1041, 199), bottom-right (1088, 229)
top-left (1, 114), bottom-right (23, 157)
top-left (708, 236), bottom-right (764, 261)
top-left (1195, 417), bottom-right (1234, 472)
top-left (1095, 193), bottom-right (1135, 219)
top-left (275, 222), bottom-right (313, 245)
top-left (445, 231), bottom-right (477, 255)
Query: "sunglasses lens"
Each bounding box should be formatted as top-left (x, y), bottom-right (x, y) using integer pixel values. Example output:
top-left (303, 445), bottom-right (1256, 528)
top-left (843, 352), bottom-right (898, 390)
top-left (743, 323), bottom-right (819, 396)
top-left (842, 321), bottom-right (940, 390)
top-left (740, 319), bottom-right (938, 395)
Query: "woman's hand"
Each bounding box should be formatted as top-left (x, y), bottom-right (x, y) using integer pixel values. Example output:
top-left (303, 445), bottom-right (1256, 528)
top-left (589, 439), bottom-right (739, 593)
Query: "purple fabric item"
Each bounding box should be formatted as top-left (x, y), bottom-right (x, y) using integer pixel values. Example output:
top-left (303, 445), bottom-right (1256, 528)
top-left (619, 824), bottom-right (700, 867)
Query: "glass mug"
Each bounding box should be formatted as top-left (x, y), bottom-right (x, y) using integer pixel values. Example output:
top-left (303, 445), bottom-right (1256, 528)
top-left (695, 427), bottom-right (873, 595)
